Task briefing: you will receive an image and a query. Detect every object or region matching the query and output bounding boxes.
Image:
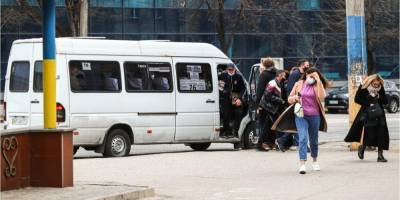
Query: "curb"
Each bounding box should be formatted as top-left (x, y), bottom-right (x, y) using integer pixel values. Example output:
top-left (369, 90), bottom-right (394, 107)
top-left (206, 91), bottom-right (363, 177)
top-left (88, 187), bottom-right (155, 200)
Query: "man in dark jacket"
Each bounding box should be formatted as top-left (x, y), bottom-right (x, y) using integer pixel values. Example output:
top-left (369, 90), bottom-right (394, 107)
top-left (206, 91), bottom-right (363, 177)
top-left (276, 59), bottom-right (310, 151)
top-left (259, 70), bottom-right (287, 150)
top-left (219, 65), bottom-right (246, 137)
top-left (256, 58), bottom-right (277, 149)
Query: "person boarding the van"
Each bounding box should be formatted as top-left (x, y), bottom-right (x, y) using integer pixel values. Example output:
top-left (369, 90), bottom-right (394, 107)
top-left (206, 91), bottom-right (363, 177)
top-left (256, 58), bottom-right (277, 150)
top-left (258, 70), bottom-right (287, 150)
top-left (219, 65), bottom-right (246, 138)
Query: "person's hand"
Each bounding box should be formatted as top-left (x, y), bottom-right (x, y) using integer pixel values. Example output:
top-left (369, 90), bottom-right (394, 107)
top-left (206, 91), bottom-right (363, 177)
top-left (311, 72), bottom-right (321, 83)
top-left (235, 99), bottom-right (242, 107)
top-left (293, 95), bottom-right (300, 103)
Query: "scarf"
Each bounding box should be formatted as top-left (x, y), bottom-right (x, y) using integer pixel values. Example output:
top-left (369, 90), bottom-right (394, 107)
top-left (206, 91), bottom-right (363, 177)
top-left (367, 85), bottom-right (381, 97)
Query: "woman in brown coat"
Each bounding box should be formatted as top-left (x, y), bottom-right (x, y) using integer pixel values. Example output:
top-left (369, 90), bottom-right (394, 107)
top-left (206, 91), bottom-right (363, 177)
top-left (272, 67), bottom-right (328, 174)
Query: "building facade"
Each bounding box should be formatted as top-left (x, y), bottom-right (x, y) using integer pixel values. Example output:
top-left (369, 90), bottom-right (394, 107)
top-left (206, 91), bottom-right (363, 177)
top-left (1, 0), bottom-right (399, 91)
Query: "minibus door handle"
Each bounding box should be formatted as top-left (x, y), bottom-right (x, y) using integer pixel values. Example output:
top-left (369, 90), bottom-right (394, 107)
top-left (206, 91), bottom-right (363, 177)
top-left (206, 99), bottom-right (215, 103)
top-left (30, 99), bottom-right (40, 104)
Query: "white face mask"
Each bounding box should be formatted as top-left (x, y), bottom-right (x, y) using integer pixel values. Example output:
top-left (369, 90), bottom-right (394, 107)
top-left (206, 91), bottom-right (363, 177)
top-left (367, 85), bottom-right (381, 97)
top-left (306, 77), bottom-right (315, 85)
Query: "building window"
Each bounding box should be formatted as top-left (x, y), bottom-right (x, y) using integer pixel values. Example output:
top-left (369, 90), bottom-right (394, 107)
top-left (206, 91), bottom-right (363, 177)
top-left (297, 0), bottom-right (320, 10)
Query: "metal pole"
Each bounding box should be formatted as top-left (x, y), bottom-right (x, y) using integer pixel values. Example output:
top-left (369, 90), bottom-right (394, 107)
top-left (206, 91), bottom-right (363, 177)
top-left (346, 0), bottom-right (368, 150)
top-left (43, 0), bottom-right (57, 129)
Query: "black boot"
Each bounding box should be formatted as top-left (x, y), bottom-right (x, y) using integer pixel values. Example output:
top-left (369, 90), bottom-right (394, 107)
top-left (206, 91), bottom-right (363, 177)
top-left (358, 145), bottom-right (366, 160)
top-left (377, 150), bottom-right (387, 162)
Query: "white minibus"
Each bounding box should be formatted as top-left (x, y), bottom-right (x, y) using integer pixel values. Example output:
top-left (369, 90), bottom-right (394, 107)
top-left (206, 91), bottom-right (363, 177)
top-left (3, 38), bottom-right (257, 157)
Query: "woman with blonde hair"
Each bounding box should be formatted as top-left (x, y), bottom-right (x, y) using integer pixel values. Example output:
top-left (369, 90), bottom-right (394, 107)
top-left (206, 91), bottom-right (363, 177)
top-left (345, 74), bottom-right (389, 162)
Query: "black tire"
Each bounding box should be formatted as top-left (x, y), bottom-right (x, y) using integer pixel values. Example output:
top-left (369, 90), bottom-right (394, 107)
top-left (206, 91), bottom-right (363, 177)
top-left (387, 99), bottom-right (399, 113)
top-left (243, 122), bottom-right (258, 149)
top-left (73, 146), bottom-right (79, 155)
top-left (103, 129), bottom-right (131, 157)
top-left (189, 143), bottom-right (211, 151)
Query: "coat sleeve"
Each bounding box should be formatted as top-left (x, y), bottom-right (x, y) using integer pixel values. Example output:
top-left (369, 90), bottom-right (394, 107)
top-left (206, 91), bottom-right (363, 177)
top-left (378, 86), bottom-right (388, 106)
top-left (354, 86), bottom-right (370, 107)
top-left (315, 81), bottom-right (326, 101)
top-left (288, 82), bottom-right (299, 104)
top-left (256, 72), bottom-right (267, 106)
top-left (264, 90), bottom-right (285, 105)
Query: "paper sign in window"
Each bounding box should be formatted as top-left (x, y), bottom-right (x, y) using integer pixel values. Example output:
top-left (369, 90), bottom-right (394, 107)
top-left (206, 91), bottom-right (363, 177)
top-left (180, 79), bottom-right (206, 91)
top-left (82, 62), bottom-right (91, 70)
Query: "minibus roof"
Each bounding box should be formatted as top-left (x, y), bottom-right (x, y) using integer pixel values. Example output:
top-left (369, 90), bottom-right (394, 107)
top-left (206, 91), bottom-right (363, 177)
top-left (13, 38), bottom-right (229, 59)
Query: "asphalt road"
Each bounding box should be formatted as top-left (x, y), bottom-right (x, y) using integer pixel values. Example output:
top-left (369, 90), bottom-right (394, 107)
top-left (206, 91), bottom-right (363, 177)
top-left (75, 112), bottom-right (400, 158)
top-left (73, 113), bottom-right (400, 200)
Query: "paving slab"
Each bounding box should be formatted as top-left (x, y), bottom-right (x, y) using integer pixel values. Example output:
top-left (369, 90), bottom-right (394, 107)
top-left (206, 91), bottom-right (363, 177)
top-left (0, 181), bottom-right (154, 200)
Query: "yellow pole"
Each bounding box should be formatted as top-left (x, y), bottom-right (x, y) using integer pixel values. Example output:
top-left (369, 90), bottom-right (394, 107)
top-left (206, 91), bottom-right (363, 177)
top-left (43, 60), bottom-right (56, 128)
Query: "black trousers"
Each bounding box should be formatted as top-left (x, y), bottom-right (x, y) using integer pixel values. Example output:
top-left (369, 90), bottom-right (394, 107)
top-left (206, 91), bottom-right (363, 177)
top-left (260, 113), bottom-right (278, 145)
top-left (257, 109), bottom-right (267, 146)
top-left (221, 100), bottom-right (243, 135)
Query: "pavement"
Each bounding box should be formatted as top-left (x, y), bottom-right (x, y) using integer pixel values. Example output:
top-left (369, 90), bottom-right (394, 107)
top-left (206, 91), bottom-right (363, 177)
top-left (0, 182), bottom-right (154, 200)
top-left (72, 140), bottom-right (399, 200)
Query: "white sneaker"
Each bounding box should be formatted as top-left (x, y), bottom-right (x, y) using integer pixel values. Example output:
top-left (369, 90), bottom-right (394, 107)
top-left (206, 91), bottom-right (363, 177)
top-left (312, 162), bottom-right (320, 171)
top-left (299, 165), bottom-right (306, 174)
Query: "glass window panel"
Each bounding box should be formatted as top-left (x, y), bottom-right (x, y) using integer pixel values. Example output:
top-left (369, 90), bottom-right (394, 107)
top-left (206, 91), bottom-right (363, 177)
top-left (176, 63), bottom-right (213, 93)
top-left (89, 8), bottom-right (123, 33)
top-left (123, 8), bottom-right (155, 33)
top-left (10, 62), bottom-right (30, 92)
top-left (124, 62), bottom-right (173, 92)
top-left (124, 0), bottom-right (154, 8)
top-left (33, 61), bottom-right (43, 92)
top-left (90, 0), bottom-right (121, 8)
top-left (69, 61), bottom-right (121, 92)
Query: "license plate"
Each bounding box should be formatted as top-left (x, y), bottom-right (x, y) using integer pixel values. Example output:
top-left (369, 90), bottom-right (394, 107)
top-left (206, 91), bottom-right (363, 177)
top-left (329, 100), bottom-right (339, 104)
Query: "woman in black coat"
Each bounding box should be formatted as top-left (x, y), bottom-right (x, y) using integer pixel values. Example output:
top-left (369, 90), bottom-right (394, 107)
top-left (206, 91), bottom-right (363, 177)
top-left (344, 74), bottom-right (389, 162)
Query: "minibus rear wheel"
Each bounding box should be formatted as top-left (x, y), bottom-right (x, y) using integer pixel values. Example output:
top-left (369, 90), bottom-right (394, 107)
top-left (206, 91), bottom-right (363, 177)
top-left (103, 129), bottom-right (131, 157)
top-left (189, 143), bottom-right (211, 151)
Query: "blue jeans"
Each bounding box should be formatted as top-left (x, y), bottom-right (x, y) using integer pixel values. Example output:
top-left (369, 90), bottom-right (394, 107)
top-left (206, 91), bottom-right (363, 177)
top-left (295, 115), bottom-right (320, 161)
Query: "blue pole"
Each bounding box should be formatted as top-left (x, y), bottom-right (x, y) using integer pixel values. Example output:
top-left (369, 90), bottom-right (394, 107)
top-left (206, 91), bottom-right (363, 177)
top-left (43, 0), bottom-right (57, 128)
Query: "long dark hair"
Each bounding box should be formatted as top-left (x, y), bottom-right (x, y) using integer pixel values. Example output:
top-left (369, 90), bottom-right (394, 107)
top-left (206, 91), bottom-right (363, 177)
top-left (296, 59), bottom-right (309, 68)
top-left (300, 67), bottom-right (329, 88)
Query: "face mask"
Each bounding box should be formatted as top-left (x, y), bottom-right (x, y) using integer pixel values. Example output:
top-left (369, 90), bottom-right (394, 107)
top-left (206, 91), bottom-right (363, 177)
top-left (228, 71), bottom-right (235, 76)
top-left (306, 77), bottom-right (315, 85)
top-left (367, 85), bottom-right (381, 96)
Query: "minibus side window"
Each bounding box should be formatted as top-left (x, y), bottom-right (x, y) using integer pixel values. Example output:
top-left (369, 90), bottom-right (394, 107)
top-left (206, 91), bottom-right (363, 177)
top-left (33, 61), bottom-right (43, 92)
top-left (176, 63), bottom-right (213, 93)
top-left (10, 62), bottom-right (30, 92)
top-left (69, 61), bottom-right (121, 92)
top-left (124, 62), bottom-right (173, 92)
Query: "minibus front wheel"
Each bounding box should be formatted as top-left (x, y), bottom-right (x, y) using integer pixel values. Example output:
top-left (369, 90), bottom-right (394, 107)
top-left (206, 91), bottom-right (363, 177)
top-left (103, 129), bottom-right (131, 157)
top-left (189, 143), bottom-right (211, 151)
